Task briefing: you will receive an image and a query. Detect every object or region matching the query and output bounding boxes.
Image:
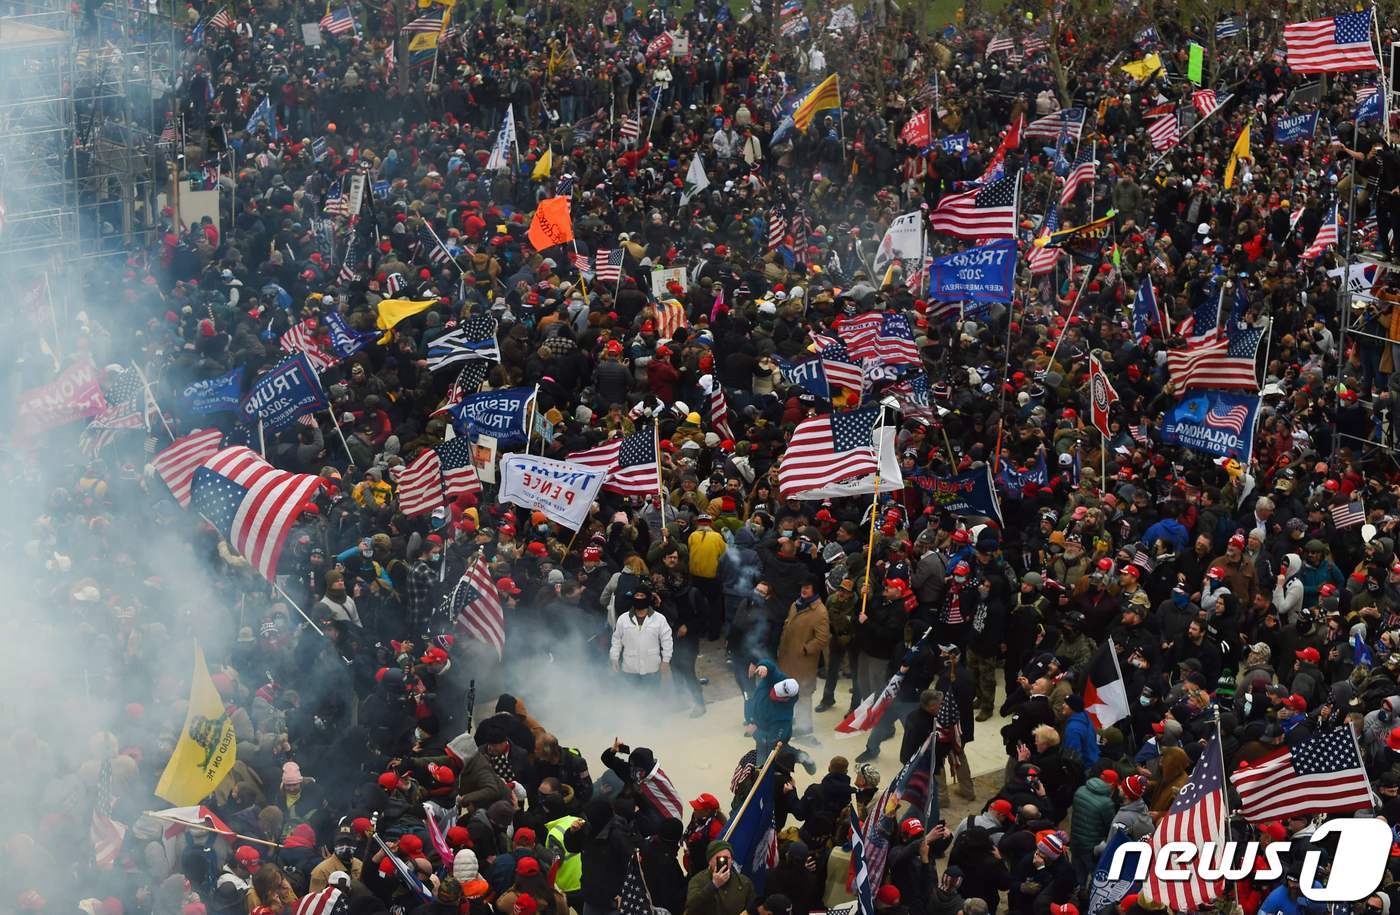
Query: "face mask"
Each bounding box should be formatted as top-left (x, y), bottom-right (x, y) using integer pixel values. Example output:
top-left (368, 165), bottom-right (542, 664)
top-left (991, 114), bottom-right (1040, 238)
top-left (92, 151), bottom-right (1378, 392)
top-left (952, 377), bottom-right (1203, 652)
top-left (429, 552), bottom-right (441, 563)
top-left (1139, 695), bottom-right (1152, 707)
top-left (414, 728), bottom-right (429, 741)
top-left (335, 846), bottom-right (356, 861)
top-left (1171, 591), bottom-right (1189, 607)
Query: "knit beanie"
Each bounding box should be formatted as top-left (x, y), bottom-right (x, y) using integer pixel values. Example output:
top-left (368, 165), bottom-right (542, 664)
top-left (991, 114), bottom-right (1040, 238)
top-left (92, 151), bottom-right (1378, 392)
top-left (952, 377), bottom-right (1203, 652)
top-left (1036, 830), bottom-right (1068, 861)
top-left (1122, 774), bottom-right (1148, 800)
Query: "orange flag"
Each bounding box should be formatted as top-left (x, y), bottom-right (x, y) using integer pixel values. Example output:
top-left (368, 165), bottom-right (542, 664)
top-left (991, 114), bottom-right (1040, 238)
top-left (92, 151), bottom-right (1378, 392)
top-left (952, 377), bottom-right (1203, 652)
top-left (527, 196), bottom-right (574, 251)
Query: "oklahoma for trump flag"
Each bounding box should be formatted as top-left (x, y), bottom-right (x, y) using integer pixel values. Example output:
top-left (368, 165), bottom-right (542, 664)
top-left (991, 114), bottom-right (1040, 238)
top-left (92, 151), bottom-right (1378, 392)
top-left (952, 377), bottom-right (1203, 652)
top-left (155, 643), bottom-right (237, 805)
top-left (1082, 638), bottom-right (1131, 729)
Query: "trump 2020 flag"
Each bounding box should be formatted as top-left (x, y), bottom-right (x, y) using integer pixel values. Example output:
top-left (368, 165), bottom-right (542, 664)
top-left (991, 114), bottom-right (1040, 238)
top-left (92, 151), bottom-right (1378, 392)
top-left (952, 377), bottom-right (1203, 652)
top-left (1089, 826), bottom-right (1144, 914)
top-left (927, 239), bottom-right (1016, 303)
top-left (908, 466), bottom-right (1004, 526)
top-left (240, 353), bottom-right (328, 431)
top-left (449, 387), bottom-right (533, 444)
top-left (1160, 390), bottom-right (1260, 461)
top-left (486, 105), bottom-right (515, 171)
top-left (155, 643), bottom-right (237, 805)
top-left (182, 367), bottom-right (244, 415)
top-left (722, 748), bottom-right (780, 892)
top-left (1273, 111), bottom-right (1318, 144)
top-left (1083, 638), bottom-right (1131, 729)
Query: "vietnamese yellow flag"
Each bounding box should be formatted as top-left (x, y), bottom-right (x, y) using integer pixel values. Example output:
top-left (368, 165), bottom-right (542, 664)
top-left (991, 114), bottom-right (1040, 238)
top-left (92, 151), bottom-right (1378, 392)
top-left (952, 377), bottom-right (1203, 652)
top-left (376, 297), bottom-right (435, 343)
top-left (1120, 53), bottom-right (1162, 80)
top-left (155, 643), bottom-right (236, 805)
top-left (532, 148), bottom-right (553, 181)
top-left (1224, 123), bottom-right (1250, 189)
top-left (527, 196), bottom-right (574, 251)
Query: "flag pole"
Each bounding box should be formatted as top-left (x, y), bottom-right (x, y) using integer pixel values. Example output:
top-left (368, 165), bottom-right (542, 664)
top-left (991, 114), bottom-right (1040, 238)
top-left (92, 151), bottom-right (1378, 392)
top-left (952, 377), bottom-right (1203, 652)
top-left (857, 412), bottom-right (884, 622)
top-left (526, 384), bottom-right (540, 456)
top-left (422, 219), bottom-right (463, 274)
top-left (720, 744), bottom-right (783, 842)
top-left (140, 813), bottom-right (283, 848)
top-left (1144, 92), bottom-right (1233, 172)
top-left (258, 418), bottom-right (266, 458)
top-left (131, 361), bottom-right (177, 441)
top-left (327, 407), bottom-right (356, 465)
top-left (43, 273), bottom-right (62, 360)
top-left (655, 420), bottom-right (667, 540)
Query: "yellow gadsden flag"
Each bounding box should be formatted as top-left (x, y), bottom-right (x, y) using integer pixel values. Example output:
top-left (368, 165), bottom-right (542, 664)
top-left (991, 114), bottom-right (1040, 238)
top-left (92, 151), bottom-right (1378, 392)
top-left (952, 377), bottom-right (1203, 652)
top-left (376, 297), bottom-right (435, 343)
top-left (155, 643), bottom-right (236, 805)
top-left (531, 148), bottom-right (554, 181)
top-left (1224, 123), bottom-right (1250, 189)
top-left (1119, 53), bottom-right (1162, 80)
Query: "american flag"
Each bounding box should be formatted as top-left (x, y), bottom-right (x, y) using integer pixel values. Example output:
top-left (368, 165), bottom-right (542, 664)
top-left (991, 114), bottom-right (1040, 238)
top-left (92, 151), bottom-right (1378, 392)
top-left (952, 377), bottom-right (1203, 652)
top-left (319, 6), bottom-right (356, 36)
top-left (1141, 729), bottom-right (1228, 910)
top-left (1216, 16), bottom-right (1243, 38)
top-left (767, 210), bottom-right (787, 251)
top-left (1167, 320), bottom-right (1264, 391)
top-left (445, 556), bottom-right (505, 658)
top-left (1285, 11), bottom-right (1378, 73)
top-left (208, 7), bottom-right (232, 28)
top-left (91, 757), bottom-right (126, 869)
top-left (1331, 500), bottom-right (1366, 529)
top-left (1230, 726), bottom-right (1373, 821)
top-left (656, 299), bottom-right (688, 341)
top-left (838, 312), bottom-right (921, 367)
top-left (1131, 548), bottom-right (1156, 572)
top-left (817, 340), bottom-right (866, 390)
top-left (1059, 146), bottom-right (1097, 206)
top-left (1147, 110), bottom-right (1179, 150)
top-left (80, 368), bottom-right (150, 458)
top-left (280, 319), bottom-right (340, 373)
top-left (1027, 206), bottom-right (1062, 275)
top-left (385, 272), bottom-right (407, 296)
top-left (777, 407), bottom-right (880, 498)
top-left (191, 447), bottom-right (325, 583)
top-left (888, 373), bottom-right (934, 420)
top-left (618, 854), bottom-right (655, 915)
top-left (709, 383), bottom-right (734, 440)
top-left (293, 888), bottom-right (347, 915)
top-left (338, 233), bottom-right (365, 284)
top-left (1128, 423), bottom-right (1150, 446)
top-left (789, 209), bottom-right (811, 253)
top-left (402, 13), bottom-right (445, 33)
top-left (985, 34), bottom-right (1014, 56)
top-left (594, 249), bottom-right (625, 283)
top-left (1205, 403), bottom-right (1251, 435)
top-left (1180, 287), bottom-right (1224, 343)
top-left (1192, 89), bottom-right (1222, 118)
top-left (619, 115), bottom-right (640, 143)
top-left (434, 361), bottom-right (489, 416)
top-left (153, 429), bottom-right (224, 507)
top-left (419, 224), bottom-right (452, 266)
top-left (567, 428), bottom-right (660, 496)
top-left (849, 809), bottom-right (876, 915)
top-left (1023, 35), bottom-right (1048, 55)
top-left (1302, 207), bottom-right (1340, 260)
top-left (397, 438), bottom-right (482, 517)
top-left (927, 171), bottom-right (1019, 239)
top-left (1024, 108), bottom-right (1086, 140)
top-left (159, 118), bottom-right (178, 144)
top-left (570, 251), bottom-right (593, 279)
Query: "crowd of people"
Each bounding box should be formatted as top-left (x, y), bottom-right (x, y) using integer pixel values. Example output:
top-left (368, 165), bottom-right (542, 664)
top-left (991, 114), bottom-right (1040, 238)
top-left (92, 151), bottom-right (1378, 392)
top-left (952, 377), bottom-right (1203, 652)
top-left (15, 1), bottom-right (1400, 915)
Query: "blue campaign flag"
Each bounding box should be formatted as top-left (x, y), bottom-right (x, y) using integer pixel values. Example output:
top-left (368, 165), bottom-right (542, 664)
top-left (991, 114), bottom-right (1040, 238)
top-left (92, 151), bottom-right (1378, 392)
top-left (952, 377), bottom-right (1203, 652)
top-left (849, 808), bottom-right (876, 915)
top-left (1132, 276), bottom-right (1167, 340)
top-left (324, 311), bottom-right (377, 359)
top-left (908, 466), bottom-right (1004, 526)
top-left (722, 751), bottom-right (780, 892)
top-left (928, 239), bottom-right (1016, 304)
top-left (182, 367), bottom-right (244, 415)
top-left (372, 179), bottom-right (390, 199)
top-left (1088, 826), bottom-right (1144, 914)
top-left (239, 353), bottom-right (327, 431)
top-left (937, 132), bottom-right (969, 158)
top-left (996, 449), bottom-right (1048, 499)
top-left (1354, 633), bottom-right (1375, 668)
top-left (246, 97), bottom-right (280, 139)
top-left (1160, 390), bottom-right (1261, 461)
top-left (776, 356), bottom-right (831, 400)
top-left (449, 387), bottom-right (533, 443)
top-left (1357, 88), bottom-right (1382, 124)
top-left (1273, 111), bottom-right (1317, 145)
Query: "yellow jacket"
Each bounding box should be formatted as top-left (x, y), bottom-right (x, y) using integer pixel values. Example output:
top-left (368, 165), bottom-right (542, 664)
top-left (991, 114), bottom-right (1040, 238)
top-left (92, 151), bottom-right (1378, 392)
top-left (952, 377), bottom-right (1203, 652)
top-left (687, 527), bottom-right (727, 579)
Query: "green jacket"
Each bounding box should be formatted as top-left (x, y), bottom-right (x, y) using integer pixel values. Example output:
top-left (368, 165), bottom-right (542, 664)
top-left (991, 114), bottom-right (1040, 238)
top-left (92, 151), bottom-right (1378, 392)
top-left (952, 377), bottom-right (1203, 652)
top-left (1069, 777), bottom-right (1117, 854)
top-left (685, 868), bottom-right (756, 915)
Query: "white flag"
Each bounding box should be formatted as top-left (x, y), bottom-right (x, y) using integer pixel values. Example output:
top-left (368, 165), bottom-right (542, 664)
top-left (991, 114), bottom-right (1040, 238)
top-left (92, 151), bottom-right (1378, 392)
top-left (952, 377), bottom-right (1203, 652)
top-left (827, 4), bottom-right (856, 30)
top-left (680, 152), bottom-right (710, 204)
top-left (870, 210), bottom-right (925, 278)
top-left (486, 104), bottom-right (515, 172)
top-left (499, 454), bottom-right (606, 530)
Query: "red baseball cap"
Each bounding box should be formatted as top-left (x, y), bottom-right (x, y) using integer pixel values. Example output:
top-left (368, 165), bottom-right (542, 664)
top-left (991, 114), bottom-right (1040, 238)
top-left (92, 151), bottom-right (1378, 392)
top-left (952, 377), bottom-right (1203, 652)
top-left (690, 793), bottom-right (720, 811)
top-left (497, 577), bottom-right (523, 595)
top-left (1294, 646), bottom-right (1320, 663)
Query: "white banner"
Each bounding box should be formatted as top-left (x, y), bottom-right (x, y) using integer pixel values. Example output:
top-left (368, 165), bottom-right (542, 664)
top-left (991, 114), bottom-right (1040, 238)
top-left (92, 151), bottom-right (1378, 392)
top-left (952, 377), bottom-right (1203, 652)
top-left (499, 454), bottom-right (605, 530)
top-left (871, 210), bottom-right (925, 278)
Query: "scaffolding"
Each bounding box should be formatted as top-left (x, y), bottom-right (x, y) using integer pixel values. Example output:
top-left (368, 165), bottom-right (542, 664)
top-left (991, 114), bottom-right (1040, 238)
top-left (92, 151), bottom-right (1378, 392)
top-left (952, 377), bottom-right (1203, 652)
top-left (0, 0), bottom-right (174, 274)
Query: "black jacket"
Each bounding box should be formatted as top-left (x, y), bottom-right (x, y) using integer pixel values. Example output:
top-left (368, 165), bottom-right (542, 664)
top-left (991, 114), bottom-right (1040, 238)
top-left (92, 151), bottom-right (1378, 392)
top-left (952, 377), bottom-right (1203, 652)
top-left (563, 803), bottom-right (638, 907)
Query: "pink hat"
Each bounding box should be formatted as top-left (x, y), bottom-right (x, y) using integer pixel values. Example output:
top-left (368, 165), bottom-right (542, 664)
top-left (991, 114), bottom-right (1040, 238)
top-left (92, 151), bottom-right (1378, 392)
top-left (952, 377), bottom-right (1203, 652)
top-left (281, 761), bottom-right (303, 787)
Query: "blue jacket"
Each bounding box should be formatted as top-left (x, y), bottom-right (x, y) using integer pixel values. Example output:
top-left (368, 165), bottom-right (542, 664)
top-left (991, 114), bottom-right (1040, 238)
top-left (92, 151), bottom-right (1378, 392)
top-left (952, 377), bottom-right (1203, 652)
top-left (1141, 518), bottom-right (1188, 553)
top-left (1062, 710), bottom-right (1101, 770)
top-left (744, 657), bottom-right (796, 743)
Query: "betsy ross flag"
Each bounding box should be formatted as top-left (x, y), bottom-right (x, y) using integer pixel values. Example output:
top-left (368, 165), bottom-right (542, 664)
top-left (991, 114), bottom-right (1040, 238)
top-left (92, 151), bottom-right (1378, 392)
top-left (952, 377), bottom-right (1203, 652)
top-left (1230, 725), bottom-right (1373, 821)
top-left (778, 407), bottom-right (880, 499)
top-left (594, 249), bottom-right (625, 283)
top-left (1285, 11), bottom-right (1378, 73)
top-left (1147, 110), bottom-right (1179, 151)
top-left (567, 428), bottom-right (661, 495)
top-left (1331, 500), bottom-right (1366, 529)
top-left (91, 757), bottom-right (126, 868)
top-left (444, 556), bottom-right (505, 658)
top-left (1167, 319), bottom-right (1264, 391)
top-left (397, 437), bottom-right (482, 517)
top-left (1082, 638), bottom-right (1131, 729)
top-left (928, 171), bottom-right (1019, 239)
top-left (1024, 108), bottom-right (1086, 141)
top-left (1302, 207), bottom-right (1340, 260)
top-left (191, 447), bottom-right (325, 583)
top-left (319, 6), bottom-right (356, 36)
top-left (153, 429), bottom-right (224, 507)
top-left (1141, 729), bottom-right (1229, 910)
